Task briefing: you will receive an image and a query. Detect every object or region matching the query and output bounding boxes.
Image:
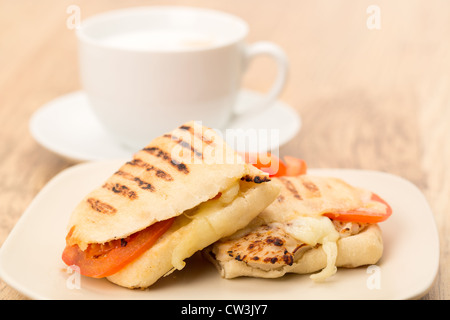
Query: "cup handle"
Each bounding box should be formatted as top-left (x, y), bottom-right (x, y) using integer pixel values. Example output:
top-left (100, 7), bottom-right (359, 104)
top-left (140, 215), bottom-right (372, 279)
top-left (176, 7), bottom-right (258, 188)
top-left (233, 41), bottom-right (289, 117)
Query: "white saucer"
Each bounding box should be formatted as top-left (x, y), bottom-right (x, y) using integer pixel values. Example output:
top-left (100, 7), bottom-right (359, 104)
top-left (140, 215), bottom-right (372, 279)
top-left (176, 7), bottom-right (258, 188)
top-left (29, 90), bottom-right (301, 162)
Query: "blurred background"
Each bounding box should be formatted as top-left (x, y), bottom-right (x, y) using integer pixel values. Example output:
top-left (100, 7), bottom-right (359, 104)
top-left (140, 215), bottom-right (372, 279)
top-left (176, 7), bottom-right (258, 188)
top-left (0, 0), bottom-right (448, 299)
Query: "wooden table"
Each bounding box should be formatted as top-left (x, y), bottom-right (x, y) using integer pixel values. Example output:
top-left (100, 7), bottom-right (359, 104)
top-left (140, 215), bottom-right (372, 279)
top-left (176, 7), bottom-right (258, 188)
top-left (0, 0), bottom-right (448, 300)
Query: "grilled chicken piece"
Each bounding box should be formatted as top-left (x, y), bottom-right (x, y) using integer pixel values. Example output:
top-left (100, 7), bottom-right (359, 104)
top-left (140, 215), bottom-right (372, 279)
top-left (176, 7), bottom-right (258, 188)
top-left (211, 223), bottom-right (311, 271)
top-left (209, 220), bottom-right (368, 272)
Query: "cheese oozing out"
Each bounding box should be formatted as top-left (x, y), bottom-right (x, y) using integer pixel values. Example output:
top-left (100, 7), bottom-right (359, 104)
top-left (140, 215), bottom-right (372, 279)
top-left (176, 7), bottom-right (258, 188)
top-left (171, 180), bottom-right (243, 270)
top-left (283, 216), bottom-right (340, 281)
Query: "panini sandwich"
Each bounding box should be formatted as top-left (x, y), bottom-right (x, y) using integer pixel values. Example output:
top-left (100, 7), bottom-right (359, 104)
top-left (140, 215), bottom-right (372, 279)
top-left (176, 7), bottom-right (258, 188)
top-left (204, 174), bottom-right (392, 281)
top-left (62, 121), bottom-right (280, 289)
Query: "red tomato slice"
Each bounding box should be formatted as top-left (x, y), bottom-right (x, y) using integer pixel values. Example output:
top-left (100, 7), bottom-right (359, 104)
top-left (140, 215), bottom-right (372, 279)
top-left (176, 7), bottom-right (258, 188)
top-left (283, 156), bottom-right (307, 176)
top-left (242, 152), bottom-right (287, 177)
top-left (62, 218), bottom-right (174, 278)
top-left (323, 193), bottom-right (392, 223)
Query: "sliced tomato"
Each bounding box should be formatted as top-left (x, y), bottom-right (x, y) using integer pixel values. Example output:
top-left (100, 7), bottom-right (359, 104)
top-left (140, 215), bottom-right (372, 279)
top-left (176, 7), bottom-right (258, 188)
top-left (62, 218), bottom-right (174, 278)
top-left (283, 156), bottom-right (307, 176)
top-left (242, 152), bottom-right (287, 177)
top-left (323, 193), bottom-right (392, 223)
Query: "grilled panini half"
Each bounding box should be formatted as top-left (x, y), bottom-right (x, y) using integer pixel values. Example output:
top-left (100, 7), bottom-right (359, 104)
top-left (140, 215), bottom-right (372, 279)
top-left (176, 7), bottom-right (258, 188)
top-left (204, 175), bottom-right (385, 281)
top-left (62, 121), bottom-right (280, 288)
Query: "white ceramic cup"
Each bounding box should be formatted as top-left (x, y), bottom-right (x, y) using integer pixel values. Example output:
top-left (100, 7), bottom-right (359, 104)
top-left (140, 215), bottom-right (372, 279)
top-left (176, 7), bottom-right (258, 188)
top-left (77, 6), bottom-right (288, 150)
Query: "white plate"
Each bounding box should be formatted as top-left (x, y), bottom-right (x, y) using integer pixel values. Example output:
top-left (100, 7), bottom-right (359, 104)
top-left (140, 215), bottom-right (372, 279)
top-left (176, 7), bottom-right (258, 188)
top-left (0, 160), bottom-right (439, 300)
top-left (29, 90), bottom-right (301, 162)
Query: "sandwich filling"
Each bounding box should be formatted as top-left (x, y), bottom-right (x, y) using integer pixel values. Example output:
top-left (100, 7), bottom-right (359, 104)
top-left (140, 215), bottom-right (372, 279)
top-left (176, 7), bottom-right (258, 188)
top-left (62, 218), bottom-right (175, 278)
top-left (208, 218), bottom-right (369, 281)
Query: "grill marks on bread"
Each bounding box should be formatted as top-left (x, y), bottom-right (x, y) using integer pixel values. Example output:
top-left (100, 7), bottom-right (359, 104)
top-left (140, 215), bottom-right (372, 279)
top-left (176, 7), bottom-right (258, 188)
top-left (143, 123), bottom-right (220, 173)
top-left (143, 147), bottom-right (189, 174)
top-left (90, 126), bottom-right (217, 214)
top-left (163, 134), bottom-right (203, 159)
top-left (179, 124), bottom-right (216, 146)
top-left (277, 177), bottom-right (322, 202)
top-left (102, 182), bottom-right (138, 200)
top-left (86, 123), bottom-right (257, 216)
top-left (279, 177), bottom-right (302, 200)
top-left (87, 198), bottom-right (117, 215)
top-left (302, 180), bottom-right (321, 197)
top-left (94, 156), bottom-right (175, 213)
top-left (126, 158), bottom-right (173, 182)
top-left (114, 170), bottom-right (155, 191)
top-left (241, 175), bottom-right (271, 184)
top-left (99, 158), bottom-right (173, 200)
top-left (163, 123), bottom-right (220, 160)
top-left (88, 170), bottom-right (154, 215)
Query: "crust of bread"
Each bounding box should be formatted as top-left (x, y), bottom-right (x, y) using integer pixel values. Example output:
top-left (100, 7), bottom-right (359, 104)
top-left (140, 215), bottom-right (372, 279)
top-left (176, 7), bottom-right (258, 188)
top-left (203, 224), bottom-right (383, 279)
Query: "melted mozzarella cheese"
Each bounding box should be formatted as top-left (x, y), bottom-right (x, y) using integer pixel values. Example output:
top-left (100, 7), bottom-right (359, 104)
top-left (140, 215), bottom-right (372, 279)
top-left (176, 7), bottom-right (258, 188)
top-left (171, 181), bottom-right (242, 270)
top-left (218, 182), bottom-right (240, 205)
top-left (284, 216), bottom-right (339, 281)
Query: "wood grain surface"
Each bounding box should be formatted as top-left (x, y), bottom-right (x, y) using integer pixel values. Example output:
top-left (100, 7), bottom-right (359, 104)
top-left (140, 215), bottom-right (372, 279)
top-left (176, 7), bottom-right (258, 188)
top-left (0, 0), bottom-right (448, 300)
